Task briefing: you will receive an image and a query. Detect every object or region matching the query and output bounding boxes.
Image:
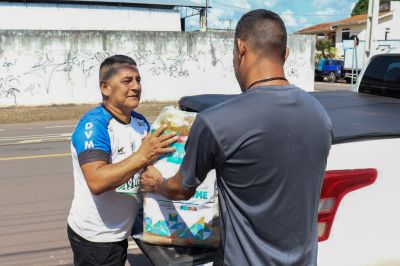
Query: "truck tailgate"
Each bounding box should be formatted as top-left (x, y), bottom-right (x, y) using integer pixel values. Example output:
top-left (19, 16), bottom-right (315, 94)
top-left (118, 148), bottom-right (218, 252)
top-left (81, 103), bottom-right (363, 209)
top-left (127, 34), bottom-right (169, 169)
top-left (179, 90), bottom-right (400, 144)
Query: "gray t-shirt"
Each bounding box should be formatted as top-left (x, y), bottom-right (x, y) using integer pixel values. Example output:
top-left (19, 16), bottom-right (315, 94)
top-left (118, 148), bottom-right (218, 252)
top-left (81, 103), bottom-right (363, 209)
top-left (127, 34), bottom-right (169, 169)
top-left (180, 85), bottom-right (333, 266)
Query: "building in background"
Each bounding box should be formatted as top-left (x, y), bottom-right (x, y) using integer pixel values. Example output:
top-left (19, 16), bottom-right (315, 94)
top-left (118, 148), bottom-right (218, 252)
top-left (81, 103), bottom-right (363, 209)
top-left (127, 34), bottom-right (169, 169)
top-left (296, 1), bottom-right (400, 57)
top-left (0, 0), bottom-right (207, 31)
top-left (296, 22), bottom-right (336, 44)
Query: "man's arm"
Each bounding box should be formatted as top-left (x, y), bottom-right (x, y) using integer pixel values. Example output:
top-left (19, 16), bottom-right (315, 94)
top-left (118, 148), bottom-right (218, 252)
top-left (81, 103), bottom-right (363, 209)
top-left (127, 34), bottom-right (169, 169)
top-left (140, 166), bottom-right (196, 200)
top-left (81, 125), bottom-right (178, 195)
top-left (140, 115), bottom-right (224, 200)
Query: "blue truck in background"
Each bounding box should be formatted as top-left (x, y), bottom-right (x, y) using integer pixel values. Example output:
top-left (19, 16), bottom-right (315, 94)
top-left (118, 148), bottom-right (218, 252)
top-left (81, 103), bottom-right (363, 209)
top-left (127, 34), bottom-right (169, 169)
top-left (315, 58), bottom-right (344, 82)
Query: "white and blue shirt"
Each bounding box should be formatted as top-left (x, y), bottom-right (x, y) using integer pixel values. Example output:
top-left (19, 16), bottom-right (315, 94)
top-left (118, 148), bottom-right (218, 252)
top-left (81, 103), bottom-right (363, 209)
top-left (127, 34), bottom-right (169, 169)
top-left (68, 105), bottom-right (150, 242)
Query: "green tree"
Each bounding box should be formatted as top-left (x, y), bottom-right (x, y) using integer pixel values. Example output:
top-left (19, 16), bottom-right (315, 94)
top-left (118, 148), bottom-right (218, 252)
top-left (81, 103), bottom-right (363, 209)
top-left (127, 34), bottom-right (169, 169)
top-left (351, 0), bottom-right (399, 16)
top-left (316, 40), bottom-right (337, 59)
top-left (351, 0), bottom-right (368, 16)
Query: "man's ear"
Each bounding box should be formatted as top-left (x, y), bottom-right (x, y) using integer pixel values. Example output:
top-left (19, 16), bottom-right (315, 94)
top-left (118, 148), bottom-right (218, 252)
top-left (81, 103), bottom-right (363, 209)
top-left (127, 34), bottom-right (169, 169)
top-left (100, 80), bottom-right (110, 98)
top-left (284, 47), bottom-right (290, 61)
top-left (237, 38), bottom-right (246, 60)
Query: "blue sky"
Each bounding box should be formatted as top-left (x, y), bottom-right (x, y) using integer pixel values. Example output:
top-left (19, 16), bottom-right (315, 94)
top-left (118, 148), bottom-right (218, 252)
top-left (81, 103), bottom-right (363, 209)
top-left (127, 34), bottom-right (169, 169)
top-left (186, 0), bottom-right (359, 32)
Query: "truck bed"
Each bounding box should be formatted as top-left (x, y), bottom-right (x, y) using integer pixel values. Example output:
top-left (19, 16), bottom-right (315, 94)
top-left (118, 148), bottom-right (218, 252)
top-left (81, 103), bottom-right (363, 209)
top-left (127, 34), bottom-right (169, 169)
top-left (179, 90), bottom-right (400, 144)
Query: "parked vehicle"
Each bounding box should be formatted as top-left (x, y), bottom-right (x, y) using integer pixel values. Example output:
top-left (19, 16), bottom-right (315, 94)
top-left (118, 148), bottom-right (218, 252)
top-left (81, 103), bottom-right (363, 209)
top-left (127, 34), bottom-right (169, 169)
top-left (342, 40), bottom-right (400, 83)
top-left (135, 52), bottom-right (400, 265)
top-left (315, 58), bottom-right (344, 82)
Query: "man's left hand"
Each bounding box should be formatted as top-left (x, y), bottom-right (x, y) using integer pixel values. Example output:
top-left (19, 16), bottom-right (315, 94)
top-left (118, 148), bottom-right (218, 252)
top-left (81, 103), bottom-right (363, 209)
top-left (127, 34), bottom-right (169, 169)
top-left (140, 166), bottom-right (163, 193)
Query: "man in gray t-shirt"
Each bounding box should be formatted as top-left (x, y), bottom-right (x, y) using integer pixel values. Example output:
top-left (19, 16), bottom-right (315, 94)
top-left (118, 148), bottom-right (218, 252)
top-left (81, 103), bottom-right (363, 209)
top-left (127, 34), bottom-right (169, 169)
top-left (141, 9), bottom-right (333, 266)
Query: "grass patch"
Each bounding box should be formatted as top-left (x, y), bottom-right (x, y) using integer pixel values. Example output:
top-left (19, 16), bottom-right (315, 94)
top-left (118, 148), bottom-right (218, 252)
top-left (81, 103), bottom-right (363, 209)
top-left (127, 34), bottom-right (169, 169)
top-left (0, 101), bottom-right (178, 124)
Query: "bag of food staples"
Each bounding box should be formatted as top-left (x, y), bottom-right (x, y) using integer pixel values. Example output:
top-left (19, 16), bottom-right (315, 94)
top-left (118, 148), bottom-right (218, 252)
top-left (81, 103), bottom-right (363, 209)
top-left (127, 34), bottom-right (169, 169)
top-left (142, 106), bottom-right (219, 247)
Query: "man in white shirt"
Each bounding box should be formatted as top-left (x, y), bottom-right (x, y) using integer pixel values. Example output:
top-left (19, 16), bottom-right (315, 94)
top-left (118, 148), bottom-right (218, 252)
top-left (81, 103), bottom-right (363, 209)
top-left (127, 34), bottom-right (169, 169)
top-left (67, 55), bottom-right (177, 266)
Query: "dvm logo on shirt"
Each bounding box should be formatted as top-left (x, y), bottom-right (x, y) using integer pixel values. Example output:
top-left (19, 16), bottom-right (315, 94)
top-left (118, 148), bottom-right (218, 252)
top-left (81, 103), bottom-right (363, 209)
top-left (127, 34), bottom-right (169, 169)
top-left (84, 122), bottom-right (94, 149)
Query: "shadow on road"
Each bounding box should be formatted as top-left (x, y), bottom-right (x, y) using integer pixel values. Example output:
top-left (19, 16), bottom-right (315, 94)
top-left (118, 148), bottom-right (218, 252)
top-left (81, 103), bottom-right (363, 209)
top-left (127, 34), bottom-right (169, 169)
top-left (127, 251), bottom-right (152, 266)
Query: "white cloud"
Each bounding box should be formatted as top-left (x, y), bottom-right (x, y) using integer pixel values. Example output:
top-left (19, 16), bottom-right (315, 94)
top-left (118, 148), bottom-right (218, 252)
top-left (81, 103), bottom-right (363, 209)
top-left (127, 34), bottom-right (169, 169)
top-left (313, 0), bottom-right (332, 6)
top-left (231, 0), bottom-right (252, 9)
top-left (208, 7), bottom-right (236, 29)
top-left (316, 7), bottom-right (336, 16)
top-left (350, 2), bottom-right (356, 13)
top-left (281, 10), bottom-right (297, 27)
top-left (280, 9), bottom-right (309, 32)
top-left (298, 16), bottom-right (308, 24)
top-left (264, 0), bottom-right (277, 8)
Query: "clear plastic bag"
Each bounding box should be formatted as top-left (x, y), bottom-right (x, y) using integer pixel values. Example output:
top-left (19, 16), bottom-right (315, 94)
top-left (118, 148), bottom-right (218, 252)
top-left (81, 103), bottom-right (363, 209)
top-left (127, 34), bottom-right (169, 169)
top-left (142, 106), bottom-right (219, 247)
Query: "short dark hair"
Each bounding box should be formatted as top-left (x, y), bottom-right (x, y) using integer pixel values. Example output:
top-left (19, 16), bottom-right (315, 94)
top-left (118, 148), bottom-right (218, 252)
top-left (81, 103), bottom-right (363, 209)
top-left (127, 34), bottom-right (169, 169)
top-left (235, 9), bottom-right (287, 62)
top-left (99, 54), bottom-right (137, 82)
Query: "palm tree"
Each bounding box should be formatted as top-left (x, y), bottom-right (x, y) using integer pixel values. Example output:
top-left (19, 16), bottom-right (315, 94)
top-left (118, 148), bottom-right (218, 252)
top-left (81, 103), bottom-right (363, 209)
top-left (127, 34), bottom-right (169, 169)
top-left (316, 40), bottom-right (337, 59)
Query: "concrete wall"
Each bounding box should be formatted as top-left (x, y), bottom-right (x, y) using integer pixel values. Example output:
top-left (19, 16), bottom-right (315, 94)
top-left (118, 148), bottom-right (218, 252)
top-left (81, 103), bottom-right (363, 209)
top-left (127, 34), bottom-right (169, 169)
top-left (0, 2), bottom-right (181, 31)
top-left (0, 31), bottom-right (315, 106)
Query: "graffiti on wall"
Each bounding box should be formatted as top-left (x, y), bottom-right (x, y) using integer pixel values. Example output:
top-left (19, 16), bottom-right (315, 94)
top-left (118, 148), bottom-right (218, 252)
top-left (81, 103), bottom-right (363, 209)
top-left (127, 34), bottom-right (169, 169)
top-left (0, 48), bottom-right (232, 105)
top-left (284, 56), bottom-right (306, 78)
top-left (0, 33), bottom-right (313, 106)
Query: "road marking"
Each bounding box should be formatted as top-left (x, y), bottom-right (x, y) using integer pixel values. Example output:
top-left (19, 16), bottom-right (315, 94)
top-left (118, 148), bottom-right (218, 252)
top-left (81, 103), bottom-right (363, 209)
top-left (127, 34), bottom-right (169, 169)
top-left (315, 82), bottom-right (351, 87)
top-left (45, 125), bottom-right (75, 129)
top-left (0, 133), bottom-right (72, 141)
top-left (0, 129), bottom-right (4, 131)
top-left (17, 137), bottom-right (71, 144)
top-left (0, 153), bottom-right (71, 161)
top-left (128, 239), bottom-right (138, 250)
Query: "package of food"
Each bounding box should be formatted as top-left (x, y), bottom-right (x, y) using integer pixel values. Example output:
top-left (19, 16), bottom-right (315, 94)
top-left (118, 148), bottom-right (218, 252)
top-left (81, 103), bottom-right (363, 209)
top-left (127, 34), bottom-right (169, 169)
top-left (142, 106), bottom-right (219, 247)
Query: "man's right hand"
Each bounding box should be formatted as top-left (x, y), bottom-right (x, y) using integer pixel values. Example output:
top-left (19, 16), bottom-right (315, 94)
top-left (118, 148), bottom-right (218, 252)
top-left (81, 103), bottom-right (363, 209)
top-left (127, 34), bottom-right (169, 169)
top-left (136, 125), bottom-right (178, 165)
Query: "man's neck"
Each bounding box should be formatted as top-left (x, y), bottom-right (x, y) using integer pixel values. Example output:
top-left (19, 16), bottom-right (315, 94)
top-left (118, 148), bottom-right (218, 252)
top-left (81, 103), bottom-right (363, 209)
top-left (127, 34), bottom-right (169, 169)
top-left (102, 102), bottom-right (131, 124)
top-left (243, 60), bottom-right (288, 91)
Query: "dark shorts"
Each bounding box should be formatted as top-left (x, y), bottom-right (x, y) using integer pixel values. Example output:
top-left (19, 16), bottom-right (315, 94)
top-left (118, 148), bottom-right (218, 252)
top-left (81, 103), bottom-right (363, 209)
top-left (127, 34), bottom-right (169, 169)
top-left (67, 225), bottom-right (128, 266)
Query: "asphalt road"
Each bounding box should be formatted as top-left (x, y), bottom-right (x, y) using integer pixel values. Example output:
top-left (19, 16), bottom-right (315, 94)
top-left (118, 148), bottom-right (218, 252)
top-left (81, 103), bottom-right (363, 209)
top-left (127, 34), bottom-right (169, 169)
top-left (0, 122), bottom-right (152, 266)
top-left (314, 81), bottom-right (352, 91)
top-left (0, 81), bottom-right (350, 266)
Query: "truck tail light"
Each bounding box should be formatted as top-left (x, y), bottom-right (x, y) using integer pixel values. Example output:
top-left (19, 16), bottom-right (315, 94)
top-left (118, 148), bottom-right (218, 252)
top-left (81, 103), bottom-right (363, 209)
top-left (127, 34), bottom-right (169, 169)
top-left (317, 169), bottom-right (377, 241)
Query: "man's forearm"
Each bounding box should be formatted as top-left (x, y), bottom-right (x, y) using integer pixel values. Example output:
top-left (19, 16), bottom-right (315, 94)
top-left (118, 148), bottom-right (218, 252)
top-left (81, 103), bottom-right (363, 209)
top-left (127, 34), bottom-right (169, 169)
top-left (157, 172), bottom-right (196, 201)
top-left (82, 152), bottom-right (148, 195)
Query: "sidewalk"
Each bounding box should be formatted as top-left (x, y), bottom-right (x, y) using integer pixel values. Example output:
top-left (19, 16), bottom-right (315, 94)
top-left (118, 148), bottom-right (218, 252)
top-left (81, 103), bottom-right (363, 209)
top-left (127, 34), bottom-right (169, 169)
top-left (0, 101), bottom-right (177, 124)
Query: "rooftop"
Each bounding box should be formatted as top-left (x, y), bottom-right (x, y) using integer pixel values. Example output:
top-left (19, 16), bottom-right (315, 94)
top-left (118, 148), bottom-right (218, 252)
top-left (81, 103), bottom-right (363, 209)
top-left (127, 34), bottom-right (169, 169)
top-left (331, 12), bottom-right (392, 26)
top-left (296, 11), bottom-right (393, 34)
top-left (296, 22), bottom-right (334, 34)
top-left (0, 0), bottom-right (207, 8)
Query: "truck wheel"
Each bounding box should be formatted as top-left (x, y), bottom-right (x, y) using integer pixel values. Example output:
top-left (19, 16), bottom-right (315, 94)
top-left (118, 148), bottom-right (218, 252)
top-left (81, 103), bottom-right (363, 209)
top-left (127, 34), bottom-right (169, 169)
top-left (315, 75), bottom-right (322, 81)
top-left (328, 72), bottom-right (336, 82)
top-left (345, 77), bottom-right (356, 84)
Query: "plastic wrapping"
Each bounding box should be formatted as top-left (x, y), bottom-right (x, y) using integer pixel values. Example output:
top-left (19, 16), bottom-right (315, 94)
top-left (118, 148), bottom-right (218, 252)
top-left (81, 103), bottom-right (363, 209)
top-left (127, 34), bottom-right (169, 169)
top-left (143, 106), bottom-right (219, 247)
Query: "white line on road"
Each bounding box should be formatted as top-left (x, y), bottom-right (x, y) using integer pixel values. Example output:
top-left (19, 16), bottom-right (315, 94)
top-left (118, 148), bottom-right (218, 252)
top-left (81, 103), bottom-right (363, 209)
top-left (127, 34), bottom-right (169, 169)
top-left (0, 133), bottom-right (72, 141)
top-left (44, 125), bottom-right (75, 129)
top-left (315, 82), bottom-right (351, 87)
top-left (0, 129), bottom-right (4, 132)
top-left (17, 137), bottom-right (71, 144)
top-left (0, 153), bottom-right (71, 161)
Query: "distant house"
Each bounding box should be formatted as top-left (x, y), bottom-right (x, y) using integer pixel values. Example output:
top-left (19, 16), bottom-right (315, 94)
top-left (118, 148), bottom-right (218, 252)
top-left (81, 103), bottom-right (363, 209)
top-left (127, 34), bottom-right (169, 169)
top-left (296, 22), bottom-right (336, 44)
top-left (296, 1), bottom-right (400, 57)
top-left (0, 0), bottom-right (207, 31)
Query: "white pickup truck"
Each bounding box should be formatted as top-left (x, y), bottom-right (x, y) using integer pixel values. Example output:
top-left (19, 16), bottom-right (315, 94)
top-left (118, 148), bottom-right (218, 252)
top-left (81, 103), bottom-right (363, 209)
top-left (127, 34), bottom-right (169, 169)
top-left (174, 52), bottom-right (400, 265)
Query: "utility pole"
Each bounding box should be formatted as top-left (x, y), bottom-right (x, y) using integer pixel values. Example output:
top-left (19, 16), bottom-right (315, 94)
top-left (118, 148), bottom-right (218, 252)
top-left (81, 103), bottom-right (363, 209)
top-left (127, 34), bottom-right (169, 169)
top-left (205, 0), bottom-right (208, 30)
top-left (199, 0), bottom-right (208, 32)
top-left (364, 0), bottom-right (380, 62)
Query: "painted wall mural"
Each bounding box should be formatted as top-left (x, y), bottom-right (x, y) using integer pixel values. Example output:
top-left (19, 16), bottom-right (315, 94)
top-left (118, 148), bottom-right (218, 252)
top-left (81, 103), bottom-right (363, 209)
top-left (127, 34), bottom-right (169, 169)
top-left (0, 31), bottom-right (314, 106)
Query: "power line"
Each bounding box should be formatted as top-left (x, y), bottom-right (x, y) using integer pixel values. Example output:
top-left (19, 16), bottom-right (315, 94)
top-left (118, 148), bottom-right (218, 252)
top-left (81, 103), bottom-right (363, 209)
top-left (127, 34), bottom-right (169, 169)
top-left (210, 0), bottom-right (349, 17)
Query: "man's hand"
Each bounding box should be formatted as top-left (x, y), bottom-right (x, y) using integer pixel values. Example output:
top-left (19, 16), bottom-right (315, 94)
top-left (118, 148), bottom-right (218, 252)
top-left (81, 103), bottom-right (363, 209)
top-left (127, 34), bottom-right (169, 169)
top-left (140, 166), bottom-right (164, 193)
top-left (141, 167), bottom-right (196, 201)
top-left (136, 125), bottom-right (178, 166)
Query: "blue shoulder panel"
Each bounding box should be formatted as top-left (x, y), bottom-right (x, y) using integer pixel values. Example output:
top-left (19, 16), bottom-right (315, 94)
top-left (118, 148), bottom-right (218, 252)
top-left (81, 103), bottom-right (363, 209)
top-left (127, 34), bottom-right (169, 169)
top-left (132, 111), bottom-right (150, 132)
top-left (72, 106), bottom-right (112, 156)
